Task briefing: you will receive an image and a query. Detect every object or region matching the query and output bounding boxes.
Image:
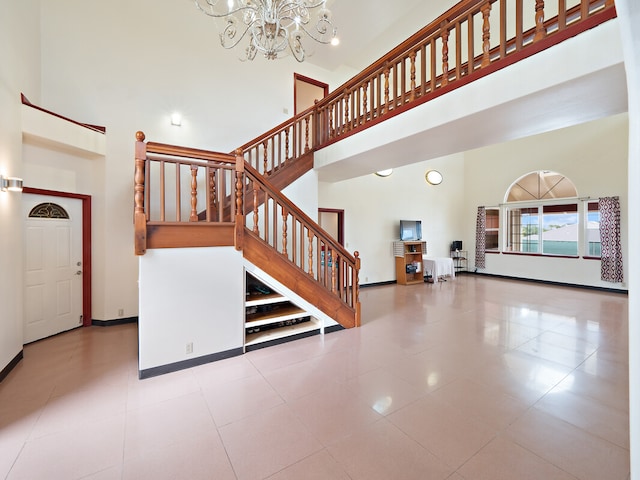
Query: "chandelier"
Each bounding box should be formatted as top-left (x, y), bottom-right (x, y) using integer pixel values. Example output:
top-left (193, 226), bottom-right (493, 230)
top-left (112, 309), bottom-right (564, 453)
top-left (194, 0), bottom-right (338, 62)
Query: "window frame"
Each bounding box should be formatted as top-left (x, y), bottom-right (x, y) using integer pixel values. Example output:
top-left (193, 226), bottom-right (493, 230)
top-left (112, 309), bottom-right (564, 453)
top-left (584, 200), bottom-right (601, 259)
top-left (484, 207), bottom-right (500, 252)
top-left (502, 198), bottom-right (582, 258)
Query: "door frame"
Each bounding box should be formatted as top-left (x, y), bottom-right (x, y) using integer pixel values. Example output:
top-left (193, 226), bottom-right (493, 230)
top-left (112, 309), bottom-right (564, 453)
top-left (23, 187), bottom-right (92, 327)
top-left (294, 73), bottom-right (329, 115)
top-left (318, 208), bottom-right (344, 246)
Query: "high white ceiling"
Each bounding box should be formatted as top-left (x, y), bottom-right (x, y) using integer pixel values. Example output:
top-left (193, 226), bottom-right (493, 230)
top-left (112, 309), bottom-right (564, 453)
top-left (304, 0), bottom-right (459, 72)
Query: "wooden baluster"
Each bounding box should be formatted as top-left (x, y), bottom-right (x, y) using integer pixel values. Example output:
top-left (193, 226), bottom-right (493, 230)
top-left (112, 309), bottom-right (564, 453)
top-left (533, 0), bottom-right (546, 42)
top-left (159, 161), bottom-right (165, 222)
top-left (344, 89), bottom-right (350, 132)
top-left (304, 116), bottom-right (310, 152)
top-left (329, 105), bottom-right (334, 138)
top-left (409, 51), bottom-right (417, 102)
top-left (362, 80), bottom-right (369, 123)
top-left (481, 3), bottom-right (492, 67)
top-left (307, 230), bottom-right (314, 277)
top-left (558, 0), bottom-right (567, 31)
top-left (209, 168), bottom-right (216, 222)
top-left (262, 140), bottom-right (269, 175)
top-left (235, 161), bottom-right (243, 219)
top-left (285, 128), bottom-right (290, 162)
top-left (383, 64), bottom-right (390, 114)
top-left (252, 184), bottom-right (259, 234)
top-left (282, 207), bottom-right (288, 257)
top-left (331, 251), bottom-right (337, 293)
top-left (441, 23), bottom-right (450, 86)
top-left (189, 165), bottom-right (198, 222)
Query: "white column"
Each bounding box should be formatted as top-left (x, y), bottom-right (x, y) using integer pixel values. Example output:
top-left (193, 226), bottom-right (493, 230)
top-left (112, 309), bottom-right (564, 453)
top-left (616, 0), bottom-right (640, 478)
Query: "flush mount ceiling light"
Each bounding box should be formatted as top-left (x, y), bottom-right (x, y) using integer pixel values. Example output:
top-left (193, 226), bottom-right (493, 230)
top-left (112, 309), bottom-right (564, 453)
top-left (375, 169), bottom-right (393, 177)
top-left (425, 170), bottom-right (442, 185)
top-left (193, 0), bottom-right (338, 62)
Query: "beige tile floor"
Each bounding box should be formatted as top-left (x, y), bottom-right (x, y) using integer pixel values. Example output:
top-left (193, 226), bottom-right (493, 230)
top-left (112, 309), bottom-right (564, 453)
top-left (0, 275), bottom-right (630, 479)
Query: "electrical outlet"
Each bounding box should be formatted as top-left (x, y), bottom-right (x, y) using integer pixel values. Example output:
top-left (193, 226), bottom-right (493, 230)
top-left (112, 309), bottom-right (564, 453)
top-left (118, 309), bottom-right (124, 317)
top-left (186, 342), bottom-right (193, 354)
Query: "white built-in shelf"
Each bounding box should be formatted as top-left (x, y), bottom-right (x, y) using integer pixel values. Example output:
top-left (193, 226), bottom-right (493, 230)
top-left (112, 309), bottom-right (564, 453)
top-left (245, 318), bottom-right (320, 347)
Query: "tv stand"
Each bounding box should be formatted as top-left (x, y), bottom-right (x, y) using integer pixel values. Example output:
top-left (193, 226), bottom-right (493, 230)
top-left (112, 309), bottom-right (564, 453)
top-left (393, 241), bottom-right (426, 285)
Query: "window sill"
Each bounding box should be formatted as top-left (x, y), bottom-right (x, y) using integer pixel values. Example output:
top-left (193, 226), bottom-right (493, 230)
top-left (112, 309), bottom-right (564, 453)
top-left (501, 252), bottom-right (579, 259)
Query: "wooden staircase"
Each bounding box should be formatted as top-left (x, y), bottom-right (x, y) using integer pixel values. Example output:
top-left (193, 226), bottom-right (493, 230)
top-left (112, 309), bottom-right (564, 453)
top-left (134, 133), bottom-right (361, 335)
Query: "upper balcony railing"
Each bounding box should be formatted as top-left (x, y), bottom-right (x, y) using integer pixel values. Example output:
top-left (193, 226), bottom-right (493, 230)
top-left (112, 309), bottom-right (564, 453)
top-left (236, 0), bottom-right (616, 174)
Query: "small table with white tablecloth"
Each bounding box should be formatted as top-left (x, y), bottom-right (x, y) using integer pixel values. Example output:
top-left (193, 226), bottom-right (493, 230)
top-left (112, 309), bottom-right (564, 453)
top-left (422, 256), bottom-right (455, 282)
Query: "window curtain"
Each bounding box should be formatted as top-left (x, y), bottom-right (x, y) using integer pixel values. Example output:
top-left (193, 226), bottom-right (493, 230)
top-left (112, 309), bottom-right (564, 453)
top-left (599, 196), bottom-right (623, 283)
top-left (475, 206), bottom-right (486, 269)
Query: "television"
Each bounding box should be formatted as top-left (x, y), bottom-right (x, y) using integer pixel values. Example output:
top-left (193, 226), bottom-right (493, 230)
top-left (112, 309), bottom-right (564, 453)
top-left (400, 220), bottom-right (422, 241)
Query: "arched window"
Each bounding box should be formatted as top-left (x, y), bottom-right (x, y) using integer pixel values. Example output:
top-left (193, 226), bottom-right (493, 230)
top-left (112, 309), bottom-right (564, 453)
top-left (28, 203), bottom-right (70, 219)
top-left (502, 171), bottom-right (594, 256)
top-left (506, 170), bottom-right (577, 202)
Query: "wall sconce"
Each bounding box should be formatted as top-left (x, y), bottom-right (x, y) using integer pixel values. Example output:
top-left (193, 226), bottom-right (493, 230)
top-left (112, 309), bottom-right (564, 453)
top-left (170, 113), bottom-right (182, 126)
top-left (375, 169), bottom-right (393, 177)
top-left (425, 170), bottom-right (443, 185)
top-left (0, 175), bottom-right (23, 192)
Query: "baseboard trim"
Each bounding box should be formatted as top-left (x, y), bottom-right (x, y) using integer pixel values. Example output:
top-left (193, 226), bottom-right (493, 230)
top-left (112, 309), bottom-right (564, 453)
top-left (245, 329), bottom-right (321, 352)
top-left (469, 271), bottom-right (628, 294)
top-left (139, 347), bottom-right (244, 379)
top-left (0, 350), bottom-right (24, 383)
top-left (360, 280), bottom-right (397, 288)
top-left (325, 324), bottom-right (345, 334)
top-left (92, 316), bottom-right (138, 327)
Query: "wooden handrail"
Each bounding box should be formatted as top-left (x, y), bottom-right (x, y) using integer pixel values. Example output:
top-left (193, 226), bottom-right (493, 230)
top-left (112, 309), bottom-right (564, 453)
top-left (235, 0), bottom-right (616, 173)
top-left (21, 93), bottom-right (107, 134)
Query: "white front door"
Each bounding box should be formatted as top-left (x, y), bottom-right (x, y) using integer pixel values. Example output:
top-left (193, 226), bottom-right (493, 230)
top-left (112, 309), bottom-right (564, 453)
top-left (23, 194), bottom-right (83, 343)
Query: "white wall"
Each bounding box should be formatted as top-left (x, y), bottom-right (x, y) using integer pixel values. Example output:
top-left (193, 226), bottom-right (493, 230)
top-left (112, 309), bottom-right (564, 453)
top-left (138, 247), bottom-right (244, 372)
top-left (464, 113), bottom-right (628, 290)
top-left (0, 0), bottom-right (40, 370)
top-left (34, 0), bottom-right (346, 322)
top-left (319, 154), bottom-right (466, 284)
top-left (321, 113), bottom-right (628, 290)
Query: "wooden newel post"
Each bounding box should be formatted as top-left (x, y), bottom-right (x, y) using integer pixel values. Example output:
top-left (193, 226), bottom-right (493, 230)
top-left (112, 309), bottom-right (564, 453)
top-left (234, 149), bottom-right (245, 251)
top-left (354, 251), bottom-right (361, 327)
top-left (134, 131), bottom-right (148, 256)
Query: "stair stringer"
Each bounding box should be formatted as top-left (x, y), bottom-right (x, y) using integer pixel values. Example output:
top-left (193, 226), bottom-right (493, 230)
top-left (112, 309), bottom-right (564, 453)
top-left (243, 260), bottom-right (341, 334)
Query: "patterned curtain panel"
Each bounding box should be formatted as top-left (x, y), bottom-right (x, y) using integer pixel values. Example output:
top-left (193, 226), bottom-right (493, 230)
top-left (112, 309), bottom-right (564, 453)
top-left (599, 196), bottom-right (623, 283)
top-left (475, 206), bottom-right (486, 269)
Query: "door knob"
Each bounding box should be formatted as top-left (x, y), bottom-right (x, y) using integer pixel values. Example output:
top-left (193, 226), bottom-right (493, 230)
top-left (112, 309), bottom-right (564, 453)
top-left (75, 270), bottom-right (82, 276)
